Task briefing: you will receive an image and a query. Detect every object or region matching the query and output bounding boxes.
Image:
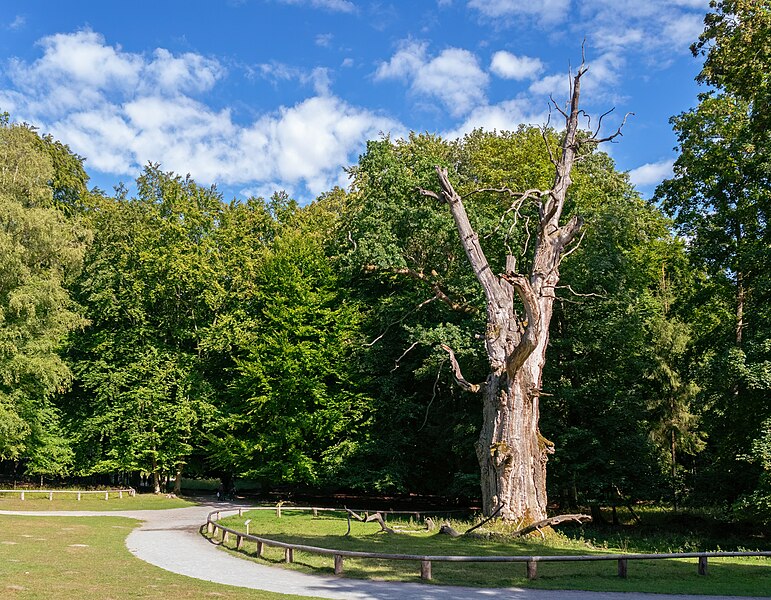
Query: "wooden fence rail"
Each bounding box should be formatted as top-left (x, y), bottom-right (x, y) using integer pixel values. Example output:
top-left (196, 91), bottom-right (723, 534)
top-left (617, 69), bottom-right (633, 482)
top-left (205, 508), bottom-right (771, 581)
top-left (0, 488), bottom-right (136, 501)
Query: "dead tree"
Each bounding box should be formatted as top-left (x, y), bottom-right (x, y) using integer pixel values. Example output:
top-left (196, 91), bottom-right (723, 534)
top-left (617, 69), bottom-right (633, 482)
top-left (421, 61), bottom-right (628, 522)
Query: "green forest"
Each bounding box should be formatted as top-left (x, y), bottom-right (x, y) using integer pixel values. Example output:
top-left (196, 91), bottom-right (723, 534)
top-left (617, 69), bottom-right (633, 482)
top-left (1, 0), bottom-right (769, 524)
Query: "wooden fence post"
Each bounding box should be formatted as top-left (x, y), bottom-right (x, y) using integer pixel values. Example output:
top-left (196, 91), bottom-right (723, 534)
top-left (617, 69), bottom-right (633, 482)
top-left (20, 491), bottom-right (24, 500)
top-left (48, 492), bottom-right (53, 501)
top-left (618, 558), bottom-right (628, 578)
top-left (312, 508), bottom-right (318, 517)
top-left (526, 560), bottom-right (538, 580)
top-left (698, 556), bottom-right (708, 576)
top-left (222, 530), bottom-right (229, 543)
top-left (77, 492), bottom-right (81, 501)
top-left (207, 522), bottom-right (213, 534)
top-left (285, 548), bottom-right (294, 563)
top-left (236, 535), bottom-right (244, 550)
top-left (334, 554), bottom-right (344, 575)
top-left (420, 560), bottom-right (432, 580)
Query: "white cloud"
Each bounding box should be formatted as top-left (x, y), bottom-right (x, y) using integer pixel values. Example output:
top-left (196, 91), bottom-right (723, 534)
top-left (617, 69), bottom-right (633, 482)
top-left (467, 0), bottom-right (571, 24)
top-left (375, 40), bottom-right (489, 117)
top-left (4, 30), bottom-right (401, 199)
top-left (315, 33), bottom-right (334, 47)
top-left (529, 73), bottom-right (570, 98)
top-left (277, 0), bottom-right (356, 13)
top-left (143, 49), bottom-right (223, 94)
top-left (628, 159), bottom-right (674, 187)
top-left (8, 15), bottom-right (25, 30)
top-left (251, 62), bottom-right (332, 95)
top-left (490, 50), bottom-right (543, 80)
top-left (443, 98), bottom-right (548, 139)
top-left (528, 52), bottom-right (624, 103)
top-left (490, 52), bottom-right (544, 80)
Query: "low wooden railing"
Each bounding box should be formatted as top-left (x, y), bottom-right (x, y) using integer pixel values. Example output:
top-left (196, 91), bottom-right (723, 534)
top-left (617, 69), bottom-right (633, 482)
top-left (205, 507), bottom-right (771, 581)
top-left (0, 488), bottom-right (136, 501)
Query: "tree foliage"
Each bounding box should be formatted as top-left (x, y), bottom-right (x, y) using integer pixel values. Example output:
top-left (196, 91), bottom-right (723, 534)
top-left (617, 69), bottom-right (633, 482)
top-left (0, 116), bottom-right (89, 475)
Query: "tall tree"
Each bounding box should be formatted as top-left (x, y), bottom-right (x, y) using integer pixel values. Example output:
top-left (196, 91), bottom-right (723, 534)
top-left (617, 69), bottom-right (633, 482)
top-left (656, 0), bottom-right (771, 506)
top-left (0, 116), bottom-right (89, 476)
top-left (419, 66), bottom-right (627, 521)
top-left (348, 67), bottom-right (629, 521)
top-left (65, 167), bottom-right (221, 491)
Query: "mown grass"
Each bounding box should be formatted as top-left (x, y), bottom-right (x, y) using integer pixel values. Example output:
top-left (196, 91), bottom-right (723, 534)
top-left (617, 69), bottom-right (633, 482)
top-left (0, 514), bottom-right (307, 599)
top-left (0, 491), bottom-right (195, 511)
top-left (213, 509), bottom-right (771, 595)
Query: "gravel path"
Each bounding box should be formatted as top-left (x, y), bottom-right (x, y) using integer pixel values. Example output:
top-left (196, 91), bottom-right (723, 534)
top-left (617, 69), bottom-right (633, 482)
top-left (1, 503), bottom-right (766, 600)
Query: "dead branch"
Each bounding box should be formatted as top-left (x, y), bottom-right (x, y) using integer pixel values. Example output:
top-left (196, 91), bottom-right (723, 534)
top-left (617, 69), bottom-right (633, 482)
top-left (464, 503), bottom-right (504, 535)
top-left (557, 229), bottom-right (586, 266)
top-left (438, 523), bottom-right (461, 537)
top-left (364, 264), bottom-right (476, 314)
top-left (418, 187), bottom-right (442, 202)
top-left (589, 111), bottom-right (634, 145)
top-left (345, 508), bottom-right (395, 533)
top-left (554, 284), bottom-right (606, 299)
top-left (484, 188), bottom-right (549, 241)
top-left (513, 514), bottom-right (591, 537)
top-left (363, 295), bottom-right (437, 347)
top-left (419, 358), bottom-right (445, 430)
top-left (440, 344), bottom-right (482, 393)
top-left (391, 341), bottom-right (420, 373)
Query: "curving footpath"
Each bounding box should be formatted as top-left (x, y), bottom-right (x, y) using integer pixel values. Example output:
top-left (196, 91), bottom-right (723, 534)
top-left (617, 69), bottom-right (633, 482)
top-left (0, 502), bottom-right (766, 600)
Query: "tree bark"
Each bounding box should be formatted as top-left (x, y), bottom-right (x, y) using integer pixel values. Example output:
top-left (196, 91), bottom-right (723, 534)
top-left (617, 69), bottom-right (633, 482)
top-left (432, 63), bottom-right (594, 522)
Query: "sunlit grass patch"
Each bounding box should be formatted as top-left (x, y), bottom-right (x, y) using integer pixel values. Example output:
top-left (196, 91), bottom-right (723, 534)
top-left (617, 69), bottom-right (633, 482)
top-left (0, 514), bottom-right (307, 599)
top-left (212, 509), bottom-right (771, 595)
top-left (0, 491), bottom-right (196, 511)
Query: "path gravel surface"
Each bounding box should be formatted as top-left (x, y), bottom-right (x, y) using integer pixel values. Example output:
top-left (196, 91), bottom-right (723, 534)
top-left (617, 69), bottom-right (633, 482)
top-left (1, 502), bottom-right (766, 600)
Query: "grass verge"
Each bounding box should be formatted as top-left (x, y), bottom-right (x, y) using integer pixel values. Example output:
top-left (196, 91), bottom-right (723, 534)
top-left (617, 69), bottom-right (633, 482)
top-left (213, 509), bottom-right (771, 596)
top-left (0, 514), bottom-right (307, 599)
top-left (0, 492), bottom-right (195, 511)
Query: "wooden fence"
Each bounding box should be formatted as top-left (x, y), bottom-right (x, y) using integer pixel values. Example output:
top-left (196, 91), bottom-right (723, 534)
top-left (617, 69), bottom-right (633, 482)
top-left (0, 488), bottom-right (136, 501)
top-left (205, 507), bottom-right (771, 581)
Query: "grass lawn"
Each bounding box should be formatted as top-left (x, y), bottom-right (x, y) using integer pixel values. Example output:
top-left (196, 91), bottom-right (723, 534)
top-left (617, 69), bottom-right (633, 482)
top-left (0, 492), bottom-right (195, 511)
top-left (0, 514), bottom-right (307, 599)
top-left (214, 509), bottom-right (771, 596)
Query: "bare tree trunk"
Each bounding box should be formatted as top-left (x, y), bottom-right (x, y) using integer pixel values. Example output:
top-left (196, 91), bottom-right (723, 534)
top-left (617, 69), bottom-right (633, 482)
top-left (173, 463), bottom-right (183, 494)
top-left (426, 61), bottom-right (621, 522)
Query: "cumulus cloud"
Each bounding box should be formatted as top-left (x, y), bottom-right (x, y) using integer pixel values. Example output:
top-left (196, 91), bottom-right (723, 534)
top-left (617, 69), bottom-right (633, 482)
top-left (628, 159), bottom-right (674, 187)
top-left (375, 40), bottom-right (489, 117)
top-left (3, 30), bottom-right (400, 198)
top-left (443, 98), bottom-right (548, 139)
top-left (490, 52), bottom-right (544, 80)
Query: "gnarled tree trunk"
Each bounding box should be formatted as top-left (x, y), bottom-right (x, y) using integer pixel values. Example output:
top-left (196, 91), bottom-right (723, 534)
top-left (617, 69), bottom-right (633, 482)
top-left (427, 63), bottom-right (620, 521)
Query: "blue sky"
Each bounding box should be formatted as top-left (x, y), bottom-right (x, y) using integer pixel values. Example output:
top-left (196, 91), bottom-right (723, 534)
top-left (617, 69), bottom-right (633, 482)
top-left (0, 0), bottom-right (711, 203)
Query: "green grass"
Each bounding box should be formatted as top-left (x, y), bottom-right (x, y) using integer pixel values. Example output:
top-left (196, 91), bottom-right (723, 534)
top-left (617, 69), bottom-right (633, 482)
top-left (0, 514), bottom-right (307, 599)
top-left (0, 492), bottom-right (196, 511)
top-left (213, 509), bottom-right (771, 595)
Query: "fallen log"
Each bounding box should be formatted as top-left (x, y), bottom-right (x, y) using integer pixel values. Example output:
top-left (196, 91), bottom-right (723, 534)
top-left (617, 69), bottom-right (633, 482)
top-left (344, 508), bottom-right (395, 533)
top-left (513, 514), bottom-right (591, 538)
